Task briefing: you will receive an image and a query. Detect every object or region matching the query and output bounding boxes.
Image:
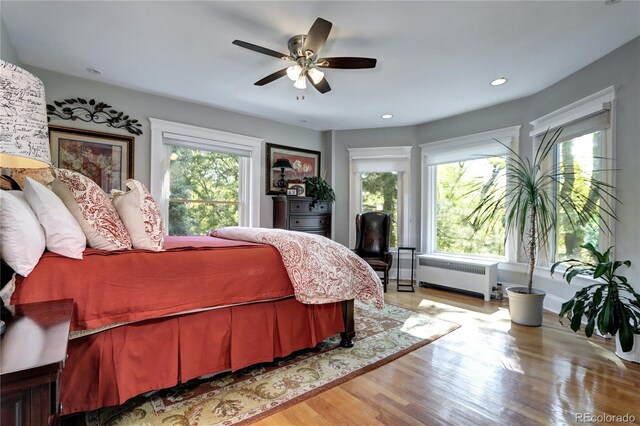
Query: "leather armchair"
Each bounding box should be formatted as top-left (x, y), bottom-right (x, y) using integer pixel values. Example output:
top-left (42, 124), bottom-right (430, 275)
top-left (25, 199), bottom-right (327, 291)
top-left (353, 211), bottom-right (393, 292)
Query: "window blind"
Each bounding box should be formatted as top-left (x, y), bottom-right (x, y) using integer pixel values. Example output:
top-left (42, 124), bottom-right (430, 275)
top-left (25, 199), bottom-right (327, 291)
top-left (536, 109), bottom-right (610, 143)
top-left (423, 139), bottom-right (511, 166)
top-left (163, 132), bottom-right (253, 157)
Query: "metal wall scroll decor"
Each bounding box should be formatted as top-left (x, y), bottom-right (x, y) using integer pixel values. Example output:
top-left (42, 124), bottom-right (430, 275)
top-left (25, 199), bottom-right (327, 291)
top-left (46, 98), bottom-right (143, 135)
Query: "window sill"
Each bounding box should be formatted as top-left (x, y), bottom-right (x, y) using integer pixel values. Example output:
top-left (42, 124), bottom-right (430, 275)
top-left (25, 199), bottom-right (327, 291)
top-left (498, 261), bottom-right (599, 289)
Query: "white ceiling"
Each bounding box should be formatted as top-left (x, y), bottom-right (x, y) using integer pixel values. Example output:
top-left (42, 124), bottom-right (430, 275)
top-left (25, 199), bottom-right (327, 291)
top-left (2, 1), bottom-right (639, 131)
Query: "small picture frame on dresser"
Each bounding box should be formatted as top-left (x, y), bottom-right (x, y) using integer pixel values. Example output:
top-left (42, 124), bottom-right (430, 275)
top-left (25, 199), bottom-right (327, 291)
top-left (286, 188), bottom-right (297, 196)
top-left (288, 182), bottom-right (306, 196)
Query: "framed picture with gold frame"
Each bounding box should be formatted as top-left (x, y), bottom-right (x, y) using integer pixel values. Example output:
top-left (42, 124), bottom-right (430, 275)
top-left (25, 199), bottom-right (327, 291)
top-left (49, 125), bottom-right (134, 192)
top-left (266, 143), bottom-right (320, 195)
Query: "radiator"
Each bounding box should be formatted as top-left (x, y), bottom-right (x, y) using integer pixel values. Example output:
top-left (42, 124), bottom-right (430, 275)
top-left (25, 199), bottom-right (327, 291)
top-left (416, 254), bottom-right (498, 301)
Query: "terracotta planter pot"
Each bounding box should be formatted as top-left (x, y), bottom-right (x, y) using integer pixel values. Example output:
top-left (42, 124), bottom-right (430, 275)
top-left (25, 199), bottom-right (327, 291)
top-left (506, 286), bottom-right (546, 327)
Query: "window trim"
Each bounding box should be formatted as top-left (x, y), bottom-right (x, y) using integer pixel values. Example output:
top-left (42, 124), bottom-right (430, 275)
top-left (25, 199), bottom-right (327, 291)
top-left (419, 125), bottom-right (521, 260)
top-left (149, 118), bottom-right (263, 233)
top-left (348, 146), bottom-right (412, 249)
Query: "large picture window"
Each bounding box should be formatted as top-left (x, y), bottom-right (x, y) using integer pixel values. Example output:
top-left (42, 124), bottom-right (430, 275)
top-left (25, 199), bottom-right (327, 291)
top-left (421, 126), bottom-right (520, 260)
top-left (149, 118), bottom-right (262, 235)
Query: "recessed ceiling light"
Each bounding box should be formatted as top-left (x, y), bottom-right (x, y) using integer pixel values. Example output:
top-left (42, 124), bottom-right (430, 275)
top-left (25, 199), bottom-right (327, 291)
top-left (86, 67), bottom-right (102, 75)
top-left (300, 119), bottom-right (308, 123)
top-left (382, 114), bottom-right (393, 119)
top-left (490, 77), bottom-right (508, 86)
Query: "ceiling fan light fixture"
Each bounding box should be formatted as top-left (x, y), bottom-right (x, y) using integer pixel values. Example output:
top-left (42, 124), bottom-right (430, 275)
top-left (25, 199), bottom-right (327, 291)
top-left (307, 67), bottom-right (325, 84)
top-left (286, 65), bottom-right (302, 81)
top-left (294, 76), bottom-right (307, 89)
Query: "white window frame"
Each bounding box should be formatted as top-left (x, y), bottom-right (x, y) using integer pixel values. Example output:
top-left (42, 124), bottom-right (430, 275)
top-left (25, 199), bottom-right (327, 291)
top-left (149, 118), bottom-right (263, 233)
top-left (348, 146), bottom-right (412, 249)
top-left (420, 125), bottom-right (521, 261)
top-left (530, 86), bottom-right (616, 264)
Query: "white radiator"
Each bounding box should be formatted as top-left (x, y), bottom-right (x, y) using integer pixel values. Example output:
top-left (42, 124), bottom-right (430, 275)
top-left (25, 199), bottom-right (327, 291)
top-left (416, 254), bottom-right (498, 301)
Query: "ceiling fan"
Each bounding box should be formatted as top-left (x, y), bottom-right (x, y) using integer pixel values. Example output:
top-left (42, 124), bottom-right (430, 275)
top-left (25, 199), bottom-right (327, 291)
top-left (232, 17), bottom-right (377, 94)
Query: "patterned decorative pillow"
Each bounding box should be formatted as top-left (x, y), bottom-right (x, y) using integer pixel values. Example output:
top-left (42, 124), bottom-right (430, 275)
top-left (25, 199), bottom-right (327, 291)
top-left (112, 179), bottom-right (164, 251)
top-left (52, 169), bottom-right (131, 251)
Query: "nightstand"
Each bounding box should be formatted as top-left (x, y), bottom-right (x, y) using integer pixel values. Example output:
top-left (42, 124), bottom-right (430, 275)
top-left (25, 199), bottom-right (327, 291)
top-left (1, 299), bottom-right (73, 426)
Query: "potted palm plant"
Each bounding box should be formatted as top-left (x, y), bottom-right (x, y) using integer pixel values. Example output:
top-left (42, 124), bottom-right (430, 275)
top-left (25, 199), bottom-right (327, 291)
top-left (552, 243), bottom-right (640, 362)
top-left (303, 175), bottom-right (335, 203)
top-left (467, 128), bottom-right (617, 326)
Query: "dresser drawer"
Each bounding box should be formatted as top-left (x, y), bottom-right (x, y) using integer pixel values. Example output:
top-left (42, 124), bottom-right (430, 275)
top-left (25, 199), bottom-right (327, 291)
top-left (288, 200), bottom-right (331, 215)
top-left (288, 216), bottom-right (330, 229)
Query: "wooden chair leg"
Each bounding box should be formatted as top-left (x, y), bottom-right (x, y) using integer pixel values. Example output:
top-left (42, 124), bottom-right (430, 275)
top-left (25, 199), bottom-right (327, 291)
top-left (383, 269), bottom-right (388, 293)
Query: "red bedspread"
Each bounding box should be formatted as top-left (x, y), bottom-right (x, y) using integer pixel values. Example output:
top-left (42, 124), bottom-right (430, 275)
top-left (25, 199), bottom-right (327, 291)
top-left (11, 236), bottom-right (294, 332)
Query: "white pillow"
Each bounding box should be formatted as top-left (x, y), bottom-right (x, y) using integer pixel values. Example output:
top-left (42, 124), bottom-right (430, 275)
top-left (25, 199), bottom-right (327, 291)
top-left (0, 190), bottom-right (46, 276)
top-left (24, 177), bottom-right (86, 259)
top-left (52, 169), bottom-right (132, 251)
top-left (112, 179), bottom-right (164, 251)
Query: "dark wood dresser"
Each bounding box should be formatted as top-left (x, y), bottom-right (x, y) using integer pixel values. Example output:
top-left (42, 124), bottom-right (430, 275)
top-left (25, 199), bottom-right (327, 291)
top-left (272, 196), bottom-right (332, 238)
top-left (1, 299), bottom-right (73, 426)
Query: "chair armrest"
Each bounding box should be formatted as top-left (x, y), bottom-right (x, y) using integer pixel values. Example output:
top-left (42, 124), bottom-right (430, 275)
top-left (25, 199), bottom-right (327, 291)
top-left (383, 251), bottom-right (393, 269)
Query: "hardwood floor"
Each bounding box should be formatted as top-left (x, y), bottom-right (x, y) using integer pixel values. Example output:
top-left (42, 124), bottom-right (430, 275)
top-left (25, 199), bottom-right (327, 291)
top-left (255, 285), bottom-right (640, 425)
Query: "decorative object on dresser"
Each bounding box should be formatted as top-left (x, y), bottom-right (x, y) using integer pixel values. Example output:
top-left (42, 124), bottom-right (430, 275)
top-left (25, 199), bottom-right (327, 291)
top-left (303, 174), bottom-right (335, 203)
top-left (272, 157), bottom-right (293, 194)
top-left (49, 125), bottom-right (134, 192)
top-left (0, 299), bottom-right (73, 426)
top-left (273, 195), bottom-right (332, 238)
top-left (46, 97), bottom-right (143, 135)
top-left (265, 143), bottom-right (320, 194)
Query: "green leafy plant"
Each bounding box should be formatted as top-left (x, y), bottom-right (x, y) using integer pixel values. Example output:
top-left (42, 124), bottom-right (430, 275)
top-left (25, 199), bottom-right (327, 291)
top-left (552, 243), bottom-right (640, 352)
top-left (467, 128), bottom-right (617, 294)
top-left (303, 175), bottom-right (335, 202)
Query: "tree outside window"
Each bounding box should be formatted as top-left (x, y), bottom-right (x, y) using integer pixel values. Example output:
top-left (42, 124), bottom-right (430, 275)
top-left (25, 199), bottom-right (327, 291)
top-left (436, 157), bottom-right (506, 257)
top-left (361, 172), bottom-right (398, 247)
top-left (168, 146), bottom-right (240, 235)
top-left (555, 131), bottom-right (603, 262)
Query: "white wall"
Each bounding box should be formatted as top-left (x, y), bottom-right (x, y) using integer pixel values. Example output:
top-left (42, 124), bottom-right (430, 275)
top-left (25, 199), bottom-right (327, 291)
top-left (23, 66), bottom-right (324, 228)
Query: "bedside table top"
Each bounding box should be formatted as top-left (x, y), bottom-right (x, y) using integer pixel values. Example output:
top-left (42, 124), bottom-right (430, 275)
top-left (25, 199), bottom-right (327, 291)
top-left (1, 299), bottom-right (73, 376)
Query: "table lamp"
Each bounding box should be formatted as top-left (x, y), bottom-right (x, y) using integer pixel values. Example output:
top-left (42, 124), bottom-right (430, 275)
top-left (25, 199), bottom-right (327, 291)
top-left (0, 60), bottom-right (51, 172)
top-left (272, 158), bottom-right (293, 194)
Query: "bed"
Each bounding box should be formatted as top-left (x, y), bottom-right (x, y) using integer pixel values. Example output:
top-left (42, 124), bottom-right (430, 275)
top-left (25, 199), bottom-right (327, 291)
top-left (9, 232), bottom-right (382, 415)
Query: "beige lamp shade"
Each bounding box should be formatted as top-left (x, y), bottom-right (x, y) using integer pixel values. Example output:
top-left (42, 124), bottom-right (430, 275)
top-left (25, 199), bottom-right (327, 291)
top-left (0, 60), bottom-right (51, 168)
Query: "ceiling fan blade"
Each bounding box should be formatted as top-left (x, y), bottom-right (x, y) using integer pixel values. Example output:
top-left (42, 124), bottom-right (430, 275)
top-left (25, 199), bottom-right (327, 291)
top-left (232, 40), bottom-right (292, 60)
top-left (254, 68), bottom-right (288, 86)
top-left (303, 18), bottom-right (332, 56)
top-left (317, 57), bottom-right (377, 69)
top-left (306, 71), bottom-right (331, 94)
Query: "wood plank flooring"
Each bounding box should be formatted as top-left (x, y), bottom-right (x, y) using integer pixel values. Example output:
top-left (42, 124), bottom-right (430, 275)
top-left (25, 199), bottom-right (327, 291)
top-left (255, 285), bottom-right (640, 425)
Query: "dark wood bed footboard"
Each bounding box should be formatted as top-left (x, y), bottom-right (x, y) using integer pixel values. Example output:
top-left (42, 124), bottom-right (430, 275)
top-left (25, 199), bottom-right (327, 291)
top-left (340, 299), bottom-right (355, 348)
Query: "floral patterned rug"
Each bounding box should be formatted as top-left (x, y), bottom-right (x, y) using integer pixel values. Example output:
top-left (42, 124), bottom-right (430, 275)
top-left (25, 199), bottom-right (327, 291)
top-left (86, 302), bottom-right (459, 425)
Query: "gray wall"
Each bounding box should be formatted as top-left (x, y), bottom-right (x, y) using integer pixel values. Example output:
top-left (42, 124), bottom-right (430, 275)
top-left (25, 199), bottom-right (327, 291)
top-left (414, 36), bottom-right (640, 297)
top-left (1, 17), bottom-right (21, 65)
top-left (331, 125), bottom-right (420, 248)
top-left (22, 67), bottom-right (324, 228)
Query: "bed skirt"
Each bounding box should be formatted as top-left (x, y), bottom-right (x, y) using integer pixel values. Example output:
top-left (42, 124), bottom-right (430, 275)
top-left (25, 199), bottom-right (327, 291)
top-left (61, 297), bottom-right (344, 415)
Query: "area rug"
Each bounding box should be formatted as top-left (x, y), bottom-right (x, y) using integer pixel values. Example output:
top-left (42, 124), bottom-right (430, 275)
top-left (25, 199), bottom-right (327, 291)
top-left (86, 302), bottom-right (459, 425)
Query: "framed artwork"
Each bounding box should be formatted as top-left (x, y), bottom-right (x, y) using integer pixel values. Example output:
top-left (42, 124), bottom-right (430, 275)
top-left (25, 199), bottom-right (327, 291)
top-left (49, 125), bottom-right (134, 192)
top-left (266, 143), bottom-right (320, 195)
top-left (288, 182), bottom-right (306, 196)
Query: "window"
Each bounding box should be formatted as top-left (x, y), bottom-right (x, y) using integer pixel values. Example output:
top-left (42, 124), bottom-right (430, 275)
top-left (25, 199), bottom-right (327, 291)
top-left (348, 146), bottom-right (412, 248)
top-left (530, 86), bottom-right (615, 264)
top-left (421, 126), bottom-right (520, 260)
top-left (168, 146), bottom-right (240, 235)
top-left (150, 118), bottom-right (262, 234)
top-left (435, 156), bottom-right (506, 257)
top-left (361, 172), bottom-right (399, 247)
